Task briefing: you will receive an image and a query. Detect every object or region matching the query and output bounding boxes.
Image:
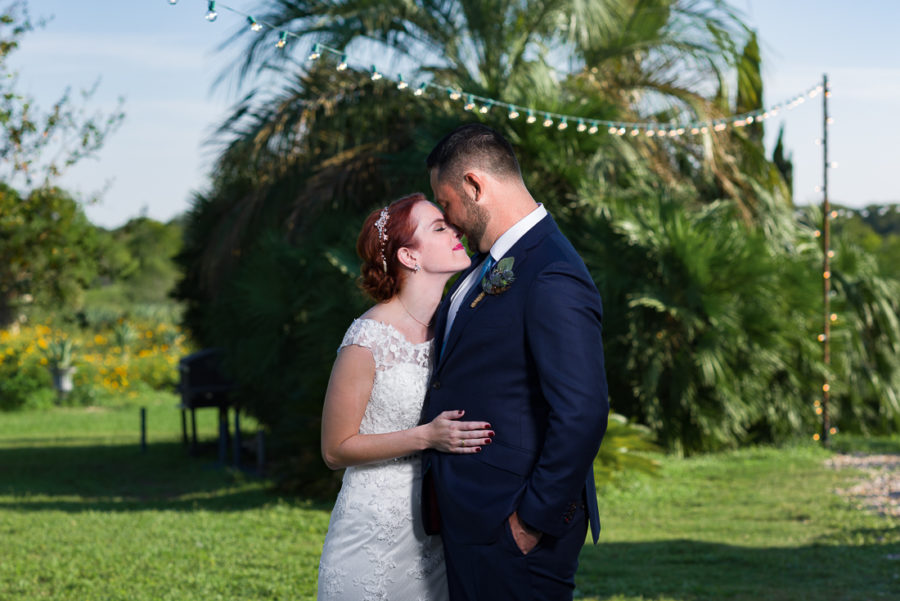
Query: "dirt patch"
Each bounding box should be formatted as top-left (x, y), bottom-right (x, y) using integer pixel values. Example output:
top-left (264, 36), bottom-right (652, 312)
top-left (826, 454), bottom-right (900, 518)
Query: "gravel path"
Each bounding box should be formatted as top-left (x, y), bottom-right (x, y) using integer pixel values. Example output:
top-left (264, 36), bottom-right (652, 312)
top-left (826, 454), bottom-right (900, 518)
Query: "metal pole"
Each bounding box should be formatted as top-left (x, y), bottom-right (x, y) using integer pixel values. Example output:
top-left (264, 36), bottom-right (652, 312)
top-left (140, 407), bottom-right (147, 453)
top-left (821, 73), bottom-right (831, 446)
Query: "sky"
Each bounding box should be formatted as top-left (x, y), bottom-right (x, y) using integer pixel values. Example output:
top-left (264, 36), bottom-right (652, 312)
top-left (8, 0), bottom-right (900, 228)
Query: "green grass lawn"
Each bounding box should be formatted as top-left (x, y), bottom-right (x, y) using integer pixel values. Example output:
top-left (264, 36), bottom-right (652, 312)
top-left (2, 397), bottom-right (898, 600)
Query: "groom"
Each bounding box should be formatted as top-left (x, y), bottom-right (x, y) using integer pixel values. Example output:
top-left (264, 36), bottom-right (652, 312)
top-left (422, 123), bottom-right (609, 600)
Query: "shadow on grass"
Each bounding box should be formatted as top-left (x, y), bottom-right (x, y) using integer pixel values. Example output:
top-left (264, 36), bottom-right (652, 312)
top-left (0, 441), bottom-right (334, 513)
top-left (575, 537), bottom-right (900, 601)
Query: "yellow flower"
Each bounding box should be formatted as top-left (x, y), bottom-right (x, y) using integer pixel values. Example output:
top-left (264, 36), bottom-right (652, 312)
top-left (37, 338), bottom-right (49, 349)
top-left (94, 335), bottom-right (107, 345)
top-left (40, 357), bottom-right (48, 366)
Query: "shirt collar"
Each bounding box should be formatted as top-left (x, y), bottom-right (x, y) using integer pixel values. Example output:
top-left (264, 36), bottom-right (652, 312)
top-left (488, 204), bottom-right (547, 262)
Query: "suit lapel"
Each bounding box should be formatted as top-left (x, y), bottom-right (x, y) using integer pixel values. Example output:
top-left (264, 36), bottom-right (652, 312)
top-left (433, 252), bottom-right (486, 365)
top-left (436, 215), bottom-right (557, 370)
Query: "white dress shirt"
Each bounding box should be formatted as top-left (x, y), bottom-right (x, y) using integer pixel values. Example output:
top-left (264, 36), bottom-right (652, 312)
top-left (443, 204), bottom-right (548, 339)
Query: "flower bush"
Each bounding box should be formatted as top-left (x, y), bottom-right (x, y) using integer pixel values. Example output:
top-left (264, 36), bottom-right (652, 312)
top-left (0, 319), bottom-right (192, 410)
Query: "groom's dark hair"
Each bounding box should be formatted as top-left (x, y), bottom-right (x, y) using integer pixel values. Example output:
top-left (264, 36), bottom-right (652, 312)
top-left (426, 123), bottom-right (522, 186)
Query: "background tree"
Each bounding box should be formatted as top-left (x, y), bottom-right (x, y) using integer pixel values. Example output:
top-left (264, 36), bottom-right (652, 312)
top-left (0, 0), bottom-right (124, 326)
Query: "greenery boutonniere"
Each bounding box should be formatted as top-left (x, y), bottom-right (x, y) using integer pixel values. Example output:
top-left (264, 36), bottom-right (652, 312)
top-left (471, 257), bottom-right (515, 308)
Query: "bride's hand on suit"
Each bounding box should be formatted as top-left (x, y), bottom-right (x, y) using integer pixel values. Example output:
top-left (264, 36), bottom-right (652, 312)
top-left (426, 410), bottom-right (494, 454)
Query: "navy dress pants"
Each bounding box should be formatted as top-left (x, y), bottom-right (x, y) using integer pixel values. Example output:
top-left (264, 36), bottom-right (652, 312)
top-left (441, 506), bottom-right (588, 601)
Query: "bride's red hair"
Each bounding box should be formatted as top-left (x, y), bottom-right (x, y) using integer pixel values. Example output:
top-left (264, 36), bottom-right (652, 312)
top-left (357, 193), bottom-right (426, 302)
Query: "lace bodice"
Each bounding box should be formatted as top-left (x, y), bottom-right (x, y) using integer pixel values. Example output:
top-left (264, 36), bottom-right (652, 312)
top-left (339, 318), bottom-right (433, 436)
top-left (319, 318), bottom-right (447, 601)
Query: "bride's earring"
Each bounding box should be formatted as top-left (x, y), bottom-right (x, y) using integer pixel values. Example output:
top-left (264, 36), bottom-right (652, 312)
top-left (414, 264), bottom-right (420, 273)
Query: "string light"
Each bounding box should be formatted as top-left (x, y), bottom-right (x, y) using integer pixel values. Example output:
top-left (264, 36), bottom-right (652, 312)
top-left (173, 3), bottom-right (821, 139)
top-left (464, 95), bottom-right (476, 111)
top-left (247, 16), bottom-right (263, 32)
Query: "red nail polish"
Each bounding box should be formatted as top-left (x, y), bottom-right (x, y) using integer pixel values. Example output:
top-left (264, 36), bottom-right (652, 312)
top-left (488, 431), bottom-right (495, 437)
top-left (484, 439), bottom-right (492, 445)
top-left (475, 447), bottom-right (482, 452)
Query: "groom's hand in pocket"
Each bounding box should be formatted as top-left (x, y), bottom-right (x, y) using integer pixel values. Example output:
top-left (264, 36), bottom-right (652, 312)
top-left (509, 510), bottom-right (542, 555)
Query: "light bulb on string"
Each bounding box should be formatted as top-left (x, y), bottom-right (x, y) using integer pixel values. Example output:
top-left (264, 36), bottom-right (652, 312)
top-left (542, 114), bottom-right (554, 127)
top-left (814, 230), bottom-right (821, 237)
top-left (615, 127), bottom-right (625, 135)
top-left (829, 427), bottom-right (837, 435)
top-left (308, 44), bottom-right (321, 60)
top-left (817, 334), bottom-right (826, 342)
top-left (370, 66), bottom-right (382, 81)
top-left (830, 313), bottom-right (838, 322)
top-left (691, 127), bottom-right (700, 135)
top-left (589, 124), bottom-right (600, 135)
top-left (508, 107), bottom-right (519, 119)
top-left (576, 120), bottom-right (587, 132)
top-left (823, 383), bottom-right (830, 392)
top-left (828, 250), bottom-right (835, 258)
top-left (276, 32), bottom-right (287, 49)
top-left (700, 126), bottom-right (709, 134)
top-left (464, 95), bottom-right (476, 111)
top-left (646, 129), bottom-right (655, 137)
top-left (448, 88), bottom-right (461, 101)
top-left (813, 433), bottom-right (820, 441)
top-left (169, 0), bottom-right (177, 5)
top-left (830, 210), bottom-right (838, 218)
top-left (526, 110), bottom-right (537, 124)
top-left (396, 75), bottom-right (408, 90)
top-left (815, 407), bottom-right (823, 415)
top-left (823, 271), bottom-right (831, 279)
top-left (608, 126), bottom-right (618, 135)
top-left (814, 400), bottom-right (821, 407)
top-left (247, 16), bottom-right (263, 32)
top-left (336, 55), bottom-right (348, 71)
top-left (414, 83), bottom-right (427, 96)
top-left (631, 129), bottom-right (640, 137)
top-left (557, 118), bottom-right (568, 131)
top-left (479, 101), bottom-right (492, 114)
top-left (205, 1), bottom-right (217, 21)
top-left (676, 128), bottom-right (685, 135)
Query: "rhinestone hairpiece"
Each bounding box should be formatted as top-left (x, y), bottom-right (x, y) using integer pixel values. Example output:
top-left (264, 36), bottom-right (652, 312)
top-left (374, 206), bottom-right (390, 272)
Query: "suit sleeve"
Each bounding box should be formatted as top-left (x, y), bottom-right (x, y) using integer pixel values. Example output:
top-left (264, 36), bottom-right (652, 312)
top-left (517, 260), bottom-right (609, 537)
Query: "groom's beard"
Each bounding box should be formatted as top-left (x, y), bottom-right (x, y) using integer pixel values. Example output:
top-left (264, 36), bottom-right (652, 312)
top-left (462, 195), bottom-right (489, 252)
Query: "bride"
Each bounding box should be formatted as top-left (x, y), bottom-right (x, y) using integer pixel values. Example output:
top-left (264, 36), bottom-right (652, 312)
top-left (317, 193), bottom-right (494, 601)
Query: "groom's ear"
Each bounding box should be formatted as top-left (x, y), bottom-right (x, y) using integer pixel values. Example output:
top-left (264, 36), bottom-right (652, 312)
top-left (462, 172), bottom-right (484, 203)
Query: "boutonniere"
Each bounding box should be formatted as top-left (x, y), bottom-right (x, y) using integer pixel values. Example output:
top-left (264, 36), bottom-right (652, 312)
top-left (471, 257), bottom-right (515, 308)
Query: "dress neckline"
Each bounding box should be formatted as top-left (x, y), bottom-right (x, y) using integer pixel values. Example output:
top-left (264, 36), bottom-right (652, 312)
top-left (355, 318), bottom-right (433, 349)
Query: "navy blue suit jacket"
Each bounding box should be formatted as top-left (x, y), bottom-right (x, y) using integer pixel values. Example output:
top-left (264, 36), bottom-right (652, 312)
top-left (423, 214), bottom-right (608, 545)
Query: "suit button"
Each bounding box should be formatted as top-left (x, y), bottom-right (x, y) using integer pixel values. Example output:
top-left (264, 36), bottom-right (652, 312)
top-left (432, 381), bottom-right (441, 389)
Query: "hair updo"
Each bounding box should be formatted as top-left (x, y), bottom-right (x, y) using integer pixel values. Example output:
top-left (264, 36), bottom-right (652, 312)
top-left (357, 193), bottom-right (426, 302)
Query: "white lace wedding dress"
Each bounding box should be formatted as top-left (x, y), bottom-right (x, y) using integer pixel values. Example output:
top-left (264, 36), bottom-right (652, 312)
top-left (317, 318), bottom-right (448, 601)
